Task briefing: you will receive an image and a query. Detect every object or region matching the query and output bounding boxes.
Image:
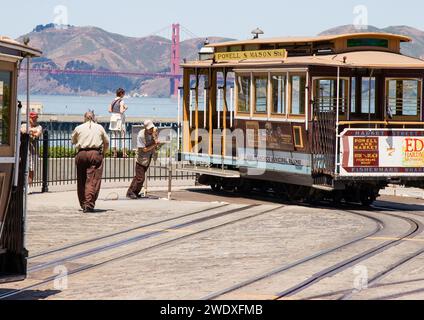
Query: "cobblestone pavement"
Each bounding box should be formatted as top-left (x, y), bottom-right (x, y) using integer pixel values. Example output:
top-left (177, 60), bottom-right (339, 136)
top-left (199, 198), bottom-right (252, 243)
top-left (1, 187), bottom-right (424, 300)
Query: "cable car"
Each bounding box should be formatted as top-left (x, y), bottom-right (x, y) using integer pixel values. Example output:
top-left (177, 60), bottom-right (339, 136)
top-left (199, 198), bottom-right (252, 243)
top-left (0, 36), bottom-right (41, 284)
top-left (178, 33), bottom-right (424, 205)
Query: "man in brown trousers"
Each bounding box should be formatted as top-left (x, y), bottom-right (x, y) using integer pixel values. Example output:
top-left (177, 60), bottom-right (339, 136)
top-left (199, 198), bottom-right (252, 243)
top-left (72, 112), bottom-right (110, 213)
top-left (127, 120), bottom-right (160, 199)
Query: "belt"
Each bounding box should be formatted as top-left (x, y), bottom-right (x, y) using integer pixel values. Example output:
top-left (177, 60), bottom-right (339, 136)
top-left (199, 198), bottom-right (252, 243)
top-left (79, 148), bottom-right (101, 152)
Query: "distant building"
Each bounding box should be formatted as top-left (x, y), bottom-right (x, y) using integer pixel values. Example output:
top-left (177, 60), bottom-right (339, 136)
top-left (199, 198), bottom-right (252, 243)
top-left (21, 102), bottom-right (44, 116)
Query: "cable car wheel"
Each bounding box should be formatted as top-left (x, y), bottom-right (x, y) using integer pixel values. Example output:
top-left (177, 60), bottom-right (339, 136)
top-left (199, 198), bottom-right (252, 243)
top-left (360, 189), bottom-right (377, 207)
top-left (210, 182), bottom-right (222, 192)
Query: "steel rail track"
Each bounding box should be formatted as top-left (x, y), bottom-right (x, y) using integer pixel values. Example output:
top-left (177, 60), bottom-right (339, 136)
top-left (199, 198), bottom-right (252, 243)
top-left (0, 205), bottom-right (285, 300)
top-left (202, 208), bottom-right (423, 301)
top-left (274, 211), bottom-right (424, 300)
top-left (29, 203), bottom-right (230, 260)
top-left (339, 205), bottom-right (424, 300)
top-left (28, 204), bottom-right (260, 273)
top-left (202, 209), bottom-right (385, 300)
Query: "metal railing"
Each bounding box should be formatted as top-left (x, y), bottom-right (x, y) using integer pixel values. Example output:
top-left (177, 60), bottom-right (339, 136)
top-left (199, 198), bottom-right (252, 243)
top-left (30, 129), bottom-right (195, 191)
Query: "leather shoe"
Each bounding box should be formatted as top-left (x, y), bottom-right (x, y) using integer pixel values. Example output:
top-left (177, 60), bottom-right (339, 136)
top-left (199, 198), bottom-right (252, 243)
top-left (83, 207), bottom-right (95, 213)
top-left (126, 194), bottom-right (138, 200)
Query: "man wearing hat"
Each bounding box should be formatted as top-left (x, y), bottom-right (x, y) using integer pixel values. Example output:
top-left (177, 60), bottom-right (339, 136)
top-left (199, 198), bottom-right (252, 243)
top-left (127, 120), bottom-right (160, 199)
top-left (21, 112), bottom-right (43, 186)
top-left (72, 112), bottom-right (110, 213)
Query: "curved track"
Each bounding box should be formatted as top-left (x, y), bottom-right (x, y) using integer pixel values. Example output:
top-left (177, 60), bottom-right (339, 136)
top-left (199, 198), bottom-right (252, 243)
top-left (202, 206), bottom-right (424, 301)
top-left (338, 204), bottom-right (424, 300)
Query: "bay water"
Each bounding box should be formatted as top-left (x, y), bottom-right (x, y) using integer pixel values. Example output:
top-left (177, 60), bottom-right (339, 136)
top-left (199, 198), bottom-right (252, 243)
top-left (18, 95), bottom-right (178, 118)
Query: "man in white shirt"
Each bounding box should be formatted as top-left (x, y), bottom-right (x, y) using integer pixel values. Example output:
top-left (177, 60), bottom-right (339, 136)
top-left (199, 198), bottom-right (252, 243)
top-left (72, 112), bottom-right (110, 213)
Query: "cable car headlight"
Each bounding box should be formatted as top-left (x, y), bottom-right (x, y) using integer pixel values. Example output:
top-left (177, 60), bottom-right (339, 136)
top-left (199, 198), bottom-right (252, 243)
top-left (198, 46), bottom-right (215, 61)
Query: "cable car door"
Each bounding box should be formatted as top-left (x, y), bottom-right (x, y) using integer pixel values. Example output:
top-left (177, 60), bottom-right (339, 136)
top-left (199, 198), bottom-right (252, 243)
top-left (0, 62), bottom-right (28, 284)
top-left (212, 70), bottom-right (235, 159)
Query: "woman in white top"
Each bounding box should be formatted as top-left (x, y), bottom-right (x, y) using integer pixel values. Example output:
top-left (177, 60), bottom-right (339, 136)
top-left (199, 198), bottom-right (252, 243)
top-left (109, 88), bottom-right (128, 158)
top-left (20, 112), bottom-right (43, 186)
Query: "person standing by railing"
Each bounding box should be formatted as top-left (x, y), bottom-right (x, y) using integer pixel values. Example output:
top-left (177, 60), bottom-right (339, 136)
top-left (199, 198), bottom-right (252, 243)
top-left (20, 112), bottom-right (43, 189)
top-left (72, 112), bottom-right (110, 213)
top-left (109, 88), bottom-right (128, 158)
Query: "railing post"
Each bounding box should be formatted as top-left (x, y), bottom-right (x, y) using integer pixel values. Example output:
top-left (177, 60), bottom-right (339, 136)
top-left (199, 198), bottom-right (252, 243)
top-left (42, 129), bottom-right (49, 193)
top-left (168, 145), bottom-right (172, 200)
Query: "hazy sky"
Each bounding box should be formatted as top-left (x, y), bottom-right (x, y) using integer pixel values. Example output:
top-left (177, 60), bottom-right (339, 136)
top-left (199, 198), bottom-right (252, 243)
top-left (2, 0), bottom-right (424, 40)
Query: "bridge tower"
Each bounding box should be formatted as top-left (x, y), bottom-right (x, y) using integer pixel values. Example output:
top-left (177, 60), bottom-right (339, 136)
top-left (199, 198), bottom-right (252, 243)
top-left (170, 23), bottom-right (181, 96)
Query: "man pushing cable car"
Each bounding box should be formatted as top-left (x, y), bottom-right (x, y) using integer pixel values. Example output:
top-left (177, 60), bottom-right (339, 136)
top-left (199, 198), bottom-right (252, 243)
top-left (126, 120), bottom-right (161, 200)
top-left (72, 112), bottom-right (110, 213)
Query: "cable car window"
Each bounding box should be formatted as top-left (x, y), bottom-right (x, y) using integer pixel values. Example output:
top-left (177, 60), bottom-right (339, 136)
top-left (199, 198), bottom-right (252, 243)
top-left (293, 126), bottom-right (304, 148)
top-left (351, 77), bottom-right (356, 113)
top-left (290, 75), bottom-right (306, 115)
top-left (0, 71), bottom-right (12, 146)
top-left (272, 75), bottom-right (286, 114)
top-left (198, 74), bottom-right (208, 112)
top-left (237, 75), bottom-right (250, 113)
top-left (361, 77), bottom-right (376, 114)
top-left (254, 76), bottom-right (268, 113)
top-left (387, 79), bottom-right (422, 118)
top-left (347, 38), bottom-right (389, 48)
top-left (314, 78), bottom-right (349, 115)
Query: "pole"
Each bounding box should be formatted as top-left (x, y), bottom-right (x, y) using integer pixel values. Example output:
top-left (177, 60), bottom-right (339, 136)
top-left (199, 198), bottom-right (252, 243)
top-left (168, 132), bottom-right (172, 200)
top-left (42, 130), bottom-right (49, 193)
top-left (177, 88), bottom-right (181, 151)
top-left (335, 67), bottom-right (340, 174)
top-left (230, 87), bottom-right (234, 128)
top-left (204, 89), bottom-right (207, 129)
top-left (14, 102), bottom-right (23, 187)
top-left (217, 88), bottom-right (221, 129)
top-left (189, 89), bottom-right (193, 128)
top-left (368, 70), bottom-right (374, 127)
top-left (144, 170), bottom-right (148, 198)
top-left (23, 56), bottom-right (30, 249)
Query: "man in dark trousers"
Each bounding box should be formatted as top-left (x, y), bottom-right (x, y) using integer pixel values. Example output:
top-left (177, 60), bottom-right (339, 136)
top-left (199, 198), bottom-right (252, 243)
top-left (127, 120), bottom-right (160, 199)
top-left (72, 112), bottom-right (110, 213)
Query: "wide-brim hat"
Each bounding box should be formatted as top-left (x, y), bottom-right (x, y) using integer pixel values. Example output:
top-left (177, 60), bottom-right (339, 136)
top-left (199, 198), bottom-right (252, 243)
top-left (144, 120), bottom-right (155, 130)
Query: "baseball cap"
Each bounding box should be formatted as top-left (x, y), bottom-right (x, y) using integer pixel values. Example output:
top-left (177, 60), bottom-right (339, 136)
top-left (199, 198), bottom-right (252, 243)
top-left (29, 112), bottom-right (38, 119)
top-left (144, 120), bottom-right (155, 130)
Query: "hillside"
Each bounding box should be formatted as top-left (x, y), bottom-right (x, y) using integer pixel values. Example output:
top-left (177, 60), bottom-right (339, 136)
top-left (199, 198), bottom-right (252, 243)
top-left (17, 24), bottom-right (231, 96)
top-left (320, 25), bottom-right (424, 59)
top-left (17, 24), bottom-right (424, 96)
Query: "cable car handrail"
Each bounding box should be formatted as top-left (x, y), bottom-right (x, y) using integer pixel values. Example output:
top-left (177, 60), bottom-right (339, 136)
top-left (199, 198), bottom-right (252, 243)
top-left (339, 121), bottom-right (424, 126)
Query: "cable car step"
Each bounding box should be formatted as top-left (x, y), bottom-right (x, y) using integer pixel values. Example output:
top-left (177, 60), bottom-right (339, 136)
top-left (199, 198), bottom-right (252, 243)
top-left (0, 274), bottom-right (26, 284)
top-left (312, 184), bottom-right (335, 192)
top-left (177, 166), bottom-right (241, 178)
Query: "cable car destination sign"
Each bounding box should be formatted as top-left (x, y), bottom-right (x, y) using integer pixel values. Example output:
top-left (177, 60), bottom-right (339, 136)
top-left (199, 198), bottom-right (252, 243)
top-left (340, 129), bottom-right (424, 177)
top-left (214, 49), bottom-right (288, 61)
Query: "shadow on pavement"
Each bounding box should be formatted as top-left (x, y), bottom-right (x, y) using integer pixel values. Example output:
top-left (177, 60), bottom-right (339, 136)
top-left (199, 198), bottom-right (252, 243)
top-left (375, 200), bottom-right (424, 212)
top-left (0, 288), bottom-right (61, 300)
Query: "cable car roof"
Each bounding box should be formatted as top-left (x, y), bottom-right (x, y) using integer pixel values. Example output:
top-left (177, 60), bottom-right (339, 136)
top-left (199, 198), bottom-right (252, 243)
top-left (182, 50), bottom-right (424, 70)
top-left (0, 36), bottom-right (42, 58)
top-left (206, 33), bottom-right (412, 48)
